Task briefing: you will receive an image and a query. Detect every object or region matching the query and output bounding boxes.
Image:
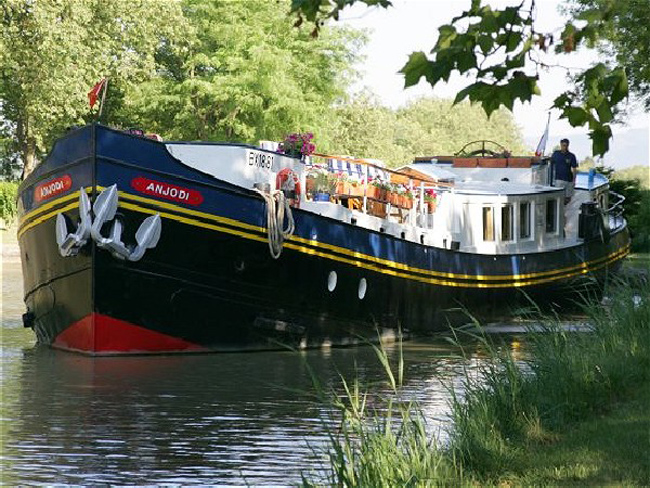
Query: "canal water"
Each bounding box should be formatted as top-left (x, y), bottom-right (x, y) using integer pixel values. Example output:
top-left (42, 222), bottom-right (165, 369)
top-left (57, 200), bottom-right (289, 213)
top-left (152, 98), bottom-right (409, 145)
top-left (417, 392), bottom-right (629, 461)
top-left (1, 254), bottom-right (514, 486)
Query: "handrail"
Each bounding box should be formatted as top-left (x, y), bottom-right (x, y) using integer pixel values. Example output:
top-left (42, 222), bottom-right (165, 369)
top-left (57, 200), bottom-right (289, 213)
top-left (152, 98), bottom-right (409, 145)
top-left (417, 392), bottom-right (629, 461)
top-left (606, 190), bottom-right (626, 229)
top-left (310, 152), bottom-right (425, 182)
top-left (308, 152), bottom-right (454, 188)
top-left (608, 191), bottom-right (625, 213)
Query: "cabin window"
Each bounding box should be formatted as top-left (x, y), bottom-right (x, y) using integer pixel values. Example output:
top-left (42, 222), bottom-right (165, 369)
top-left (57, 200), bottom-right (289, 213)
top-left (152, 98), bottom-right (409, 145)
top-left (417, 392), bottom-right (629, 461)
top-left (483, 206), bottom-right (495, 241)
top-left (545, 199), bottom-right (557, 233)
top-left (501, 204), bottom-right (514, 242)
top-left (519, 201), bottom-right (531, 239)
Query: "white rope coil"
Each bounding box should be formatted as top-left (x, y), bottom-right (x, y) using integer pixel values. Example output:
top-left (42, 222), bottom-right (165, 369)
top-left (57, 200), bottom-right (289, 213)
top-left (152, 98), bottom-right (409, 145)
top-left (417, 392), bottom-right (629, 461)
top-left (255, 189), bottom-right (295, 259)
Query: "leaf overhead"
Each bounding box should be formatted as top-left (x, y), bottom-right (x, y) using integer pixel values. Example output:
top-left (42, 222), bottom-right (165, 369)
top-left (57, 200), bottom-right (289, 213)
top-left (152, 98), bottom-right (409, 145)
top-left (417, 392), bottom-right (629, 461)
top-left (400, 52), bottom-right (433, 88)
top-left (289, 0), bottom-right (645, 157)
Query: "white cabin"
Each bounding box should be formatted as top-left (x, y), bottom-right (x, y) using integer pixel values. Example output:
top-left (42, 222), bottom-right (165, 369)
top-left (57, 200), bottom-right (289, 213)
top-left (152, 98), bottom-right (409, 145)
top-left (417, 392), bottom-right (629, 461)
top-left (164, 142), bottom-right (618, 255)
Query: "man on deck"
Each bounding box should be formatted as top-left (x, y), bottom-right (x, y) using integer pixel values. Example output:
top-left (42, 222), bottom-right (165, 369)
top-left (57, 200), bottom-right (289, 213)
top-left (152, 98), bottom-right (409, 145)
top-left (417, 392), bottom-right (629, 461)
top-left (551, 138), bottom-right (578, 204)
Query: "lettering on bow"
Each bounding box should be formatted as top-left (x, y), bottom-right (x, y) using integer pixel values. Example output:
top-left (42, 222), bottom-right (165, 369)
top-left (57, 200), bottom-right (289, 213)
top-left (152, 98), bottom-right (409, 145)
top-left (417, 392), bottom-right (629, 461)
top-left (34, 175), bottom-right (73, 202)
top-left (131, 177), bottom-right (204, 206)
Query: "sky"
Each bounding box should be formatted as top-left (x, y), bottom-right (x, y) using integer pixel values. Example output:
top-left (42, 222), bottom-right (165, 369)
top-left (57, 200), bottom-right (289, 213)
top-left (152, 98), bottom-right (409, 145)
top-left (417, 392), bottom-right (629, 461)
top-left (339, 0), bottom-right (649, 169)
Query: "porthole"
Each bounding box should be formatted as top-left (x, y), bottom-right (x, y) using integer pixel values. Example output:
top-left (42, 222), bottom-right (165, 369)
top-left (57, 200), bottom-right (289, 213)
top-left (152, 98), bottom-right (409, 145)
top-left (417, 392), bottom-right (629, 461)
top-left (358, 278), bottom-right (367, 300)
top-left (327, 271), bottom-right (337, 292)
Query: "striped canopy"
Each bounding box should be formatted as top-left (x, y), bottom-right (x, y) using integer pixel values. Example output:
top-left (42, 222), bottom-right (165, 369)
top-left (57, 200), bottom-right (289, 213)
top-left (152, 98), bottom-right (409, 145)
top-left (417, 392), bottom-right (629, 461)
top-left (327, 158), bottom-right (389, 181)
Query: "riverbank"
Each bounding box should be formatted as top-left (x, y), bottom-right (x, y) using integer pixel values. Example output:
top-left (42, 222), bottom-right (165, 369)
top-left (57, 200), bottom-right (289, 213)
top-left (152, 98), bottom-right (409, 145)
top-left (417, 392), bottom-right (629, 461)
top-left (497, 382), bottom-right (649, 485)
top-left (449, 281), bottom-right (649, 486)
top-left (306, 276), bottom-right (650, 486)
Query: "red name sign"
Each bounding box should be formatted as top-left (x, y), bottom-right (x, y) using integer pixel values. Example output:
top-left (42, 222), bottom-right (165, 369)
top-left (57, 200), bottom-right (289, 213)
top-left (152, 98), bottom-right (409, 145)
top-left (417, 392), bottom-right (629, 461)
top-left (34, 175), bottom-right (72, 202)
top-left (131, 177), bottom-right (204, 206)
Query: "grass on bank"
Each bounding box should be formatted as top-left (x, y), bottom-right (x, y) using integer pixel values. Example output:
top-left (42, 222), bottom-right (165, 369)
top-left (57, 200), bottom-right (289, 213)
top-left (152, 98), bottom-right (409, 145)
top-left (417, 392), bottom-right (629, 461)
top-left (303, 278), bottom-right (650, 486)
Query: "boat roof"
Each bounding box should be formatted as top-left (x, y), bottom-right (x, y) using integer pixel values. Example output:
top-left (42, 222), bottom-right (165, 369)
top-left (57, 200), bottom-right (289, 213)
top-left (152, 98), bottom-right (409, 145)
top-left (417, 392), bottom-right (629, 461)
top-left (452, 180), bottom-right (561, 196)
top-left (575, 171), bottom-right (609, 190)
top-left (395, 164), bottom-right (457, 182)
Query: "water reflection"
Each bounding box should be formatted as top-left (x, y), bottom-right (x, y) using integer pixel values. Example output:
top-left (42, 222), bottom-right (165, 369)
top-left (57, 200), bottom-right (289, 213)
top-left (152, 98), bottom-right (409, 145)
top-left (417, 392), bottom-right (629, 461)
top-left (2, 257), bottom-right (521, 486)
top-left (2, 336), bottom-right (490, 485)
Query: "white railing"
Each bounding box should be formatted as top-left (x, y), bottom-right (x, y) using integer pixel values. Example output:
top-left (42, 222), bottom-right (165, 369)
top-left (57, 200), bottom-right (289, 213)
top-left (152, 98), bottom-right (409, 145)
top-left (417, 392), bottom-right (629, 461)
top-left (607, 190), bottom-right (626, 229)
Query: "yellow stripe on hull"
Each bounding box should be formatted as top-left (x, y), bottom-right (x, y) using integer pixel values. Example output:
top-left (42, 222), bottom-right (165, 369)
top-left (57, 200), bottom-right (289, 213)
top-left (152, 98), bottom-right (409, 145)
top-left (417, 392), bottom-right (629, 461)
top-left (18, 189), bottom-right (629, 289)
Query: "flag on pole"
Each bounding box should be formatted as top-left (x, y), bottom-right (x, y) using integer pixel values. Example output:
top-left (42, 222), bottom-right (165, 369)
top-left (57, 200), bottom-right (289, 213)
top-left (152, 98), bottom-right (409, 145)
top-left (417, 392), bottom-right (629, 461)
top-left (535, 113), bottom-right (551, 157)
top-left (88, 78), bottom-right (107, 109)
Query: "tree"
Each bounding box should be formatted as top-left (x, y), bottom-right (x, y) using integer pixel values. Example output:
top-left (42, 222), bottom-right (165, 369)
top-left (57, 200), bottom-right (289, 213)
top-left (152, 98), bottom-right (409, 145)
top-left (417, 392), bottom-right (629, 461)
top-left (611, 165), bottom-right (650, 191)
top-left (324, 95), bottom-right (526, 167)
top-left (0, 0), bottom-right (188, 175)
top-left (396, 98), bottom-right (526, 157)
top-left (325, 94), bottom-right (410, 165)
top-left (0, 116), bottom-right (21, 180)
top-left (568, 0), bottom-right (650, 111)
top-left (124, 0), bottom-right (366, 145)
top-left (291, 0), bottom-right (647, 157)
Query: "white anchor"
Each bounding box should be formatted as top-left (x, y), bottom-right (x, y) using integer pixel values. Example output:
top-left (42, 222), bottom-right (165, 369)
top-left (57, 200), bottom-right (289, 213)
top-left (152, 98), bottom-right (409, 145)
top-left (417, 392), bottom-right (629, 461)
top-left (56, 189), bottom-right (91, 257)
top-left (56, 184), bottom-right (162, 261)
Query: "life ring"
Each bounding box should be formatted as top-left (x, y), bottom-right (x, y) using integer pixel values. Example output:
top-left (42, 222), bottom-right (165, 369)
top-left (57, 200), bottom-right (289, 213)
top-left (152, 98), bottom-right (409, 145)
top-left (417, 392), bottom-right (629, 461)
top-left (276, 168), bottom-right (301, 207)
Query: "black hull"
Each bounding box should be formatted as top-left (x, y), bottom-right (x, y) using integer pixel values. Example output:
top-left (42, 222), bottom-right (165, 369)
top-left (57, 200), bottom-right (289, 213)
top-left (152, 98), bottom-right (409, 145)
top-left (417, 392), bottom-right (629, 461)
top-left (17, 125), bottom-right (631, 355)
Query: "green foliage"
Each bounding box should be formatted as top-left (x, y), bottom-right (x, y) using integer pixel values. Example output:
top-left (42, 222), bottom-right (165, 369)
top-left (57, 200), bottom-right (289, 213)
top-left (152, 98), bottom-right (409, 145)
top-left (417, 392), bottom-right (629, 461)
top-left (125, 0), bottom-right (365, 145)
top-left (398, 1), bottom-right (626, 157)
top-left (290, 0), bottom-right (391, 35)
top-left (627, 190), bottom-right (650, 252)
top-left (448, 279), bottom-right (650, 478)
top-left (0, 0), bottom-right (365, 174)
top-left (304, 280), bottom-right (650, 485)
top-left (613, 165), bottom-right (650, 190)
top-left (292, 0), bottom-right (647, 157)
top-left (0, 181), bottom-right (19, 221)
top-left (0, 126), bottom-right (21, 180)
top-left (608, 175), bottom-right (643, 218)
top-left (1, 0), bottom-right (189, 174)
top-left (569, 0), bottom-right (650, 111)
top-left (327, 96), bottom-right (526, 166)
top-left (301, 337), bottom-right (463, 487)
top-left (601, 170), bottom-right (649, 251)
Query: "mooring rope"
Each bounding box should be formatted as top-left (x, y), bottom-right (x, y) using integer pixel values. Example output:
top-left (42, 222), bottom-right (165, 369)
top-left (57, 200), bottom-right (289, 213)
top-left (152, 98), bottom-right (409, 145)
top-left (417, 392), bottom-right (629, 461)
top-left (255, 189), bottom-right (295, 259)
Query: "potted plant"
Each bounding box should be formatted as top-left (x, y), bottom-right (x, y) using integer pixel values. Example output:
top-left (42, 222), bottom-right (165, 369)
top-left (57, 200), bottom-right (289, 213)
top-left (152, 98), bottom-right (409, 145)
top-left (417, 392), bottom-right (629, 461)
top-left (348, 175), bottom-right (364, 197)
top-left (367, 180), bottom-right (383, 200)
top-left (424, 193), bottom-right (437, 213)
top-left (334, 172), bottom-right (350, 195)
top-left (402, 190), bottom-right (414, 209)
top-left (378, 182), bottom-right (390, 202)
top-left (313, 170), bottom-right (337, 202)
top-left (278, 132), bottom-right (316, 159)
top-left (424, 189), bottom-right (437, 213)
top-left (388, 184), bottom-right (400, 206)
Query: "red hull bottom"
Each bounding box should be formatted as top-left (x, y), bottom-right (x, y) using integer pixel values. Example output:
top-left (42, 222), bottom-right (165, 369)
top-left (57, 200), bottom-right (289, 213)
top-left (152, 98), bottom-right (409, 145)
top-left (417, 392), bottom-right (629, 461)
top-left (53, 313), bottom-right (206, 355)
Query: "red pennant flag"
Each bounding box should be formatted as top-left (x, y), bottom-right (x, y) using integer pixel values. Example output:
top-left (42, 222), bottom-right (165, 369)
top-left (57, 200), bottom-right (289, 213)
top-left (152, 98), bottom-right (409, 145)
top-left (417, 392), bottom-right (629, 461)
top-left (88, 78), bottom-right (106, 109)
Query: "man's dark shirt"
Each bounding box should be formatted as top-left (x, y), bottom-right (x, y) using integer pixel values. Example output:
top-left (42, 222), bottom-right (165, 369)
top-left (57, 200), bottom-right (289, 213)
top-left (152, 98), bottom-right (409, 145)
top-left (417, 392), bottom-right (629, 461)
top-left (551, 150), bottom-right (577, 181)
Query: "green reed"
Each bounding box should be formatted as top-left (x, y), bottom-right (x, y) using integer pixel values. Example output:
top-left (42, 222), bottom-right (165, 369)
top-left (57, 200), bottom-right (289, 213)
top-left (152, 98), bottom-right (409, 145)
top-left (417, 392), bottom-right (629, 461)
top-left (302, 278), bottom-right (649, 485)
top-left (447, 277), bottom-right (649, 478)
top-left (301, 334), bottom-right (465, 487)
